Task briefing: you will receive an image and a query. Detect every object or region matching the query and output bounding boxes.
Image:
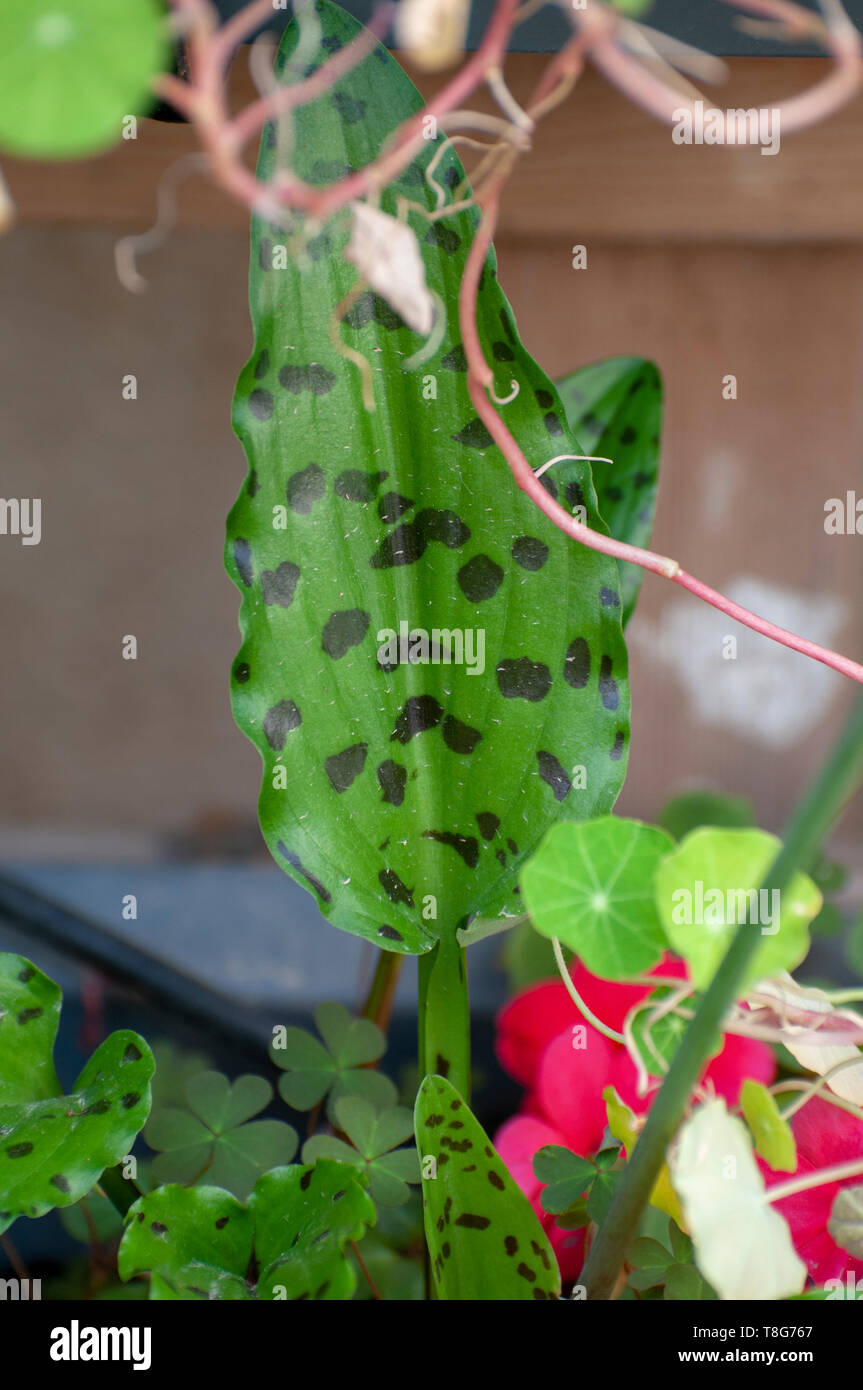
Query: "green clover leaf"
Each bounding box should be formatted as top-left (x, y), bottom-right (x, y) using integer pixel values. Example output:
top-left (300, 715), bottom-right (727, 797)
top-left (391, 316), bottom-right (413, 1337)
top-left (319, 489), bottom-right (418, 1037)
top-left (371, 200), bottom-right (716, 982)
top-left (144, 1070), bottom-right (297, 1200)
top-left (272, 1001), bottom-right (397, 1121)
top-left (302, 1096), bottom-right (419, 1207)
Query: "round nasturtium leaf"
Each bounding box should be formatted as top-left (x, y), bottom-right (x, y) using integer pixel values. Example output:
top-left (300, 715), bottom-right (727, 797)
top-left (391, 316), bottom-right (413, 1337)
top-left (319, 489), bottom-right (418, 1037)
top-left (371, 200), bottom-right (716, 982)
top-left (654, 828), bottom-right (822, 991)
top-left (519, 816), bottom-right (673, 980)
top-left (0, 0), bottom-right (168, 159)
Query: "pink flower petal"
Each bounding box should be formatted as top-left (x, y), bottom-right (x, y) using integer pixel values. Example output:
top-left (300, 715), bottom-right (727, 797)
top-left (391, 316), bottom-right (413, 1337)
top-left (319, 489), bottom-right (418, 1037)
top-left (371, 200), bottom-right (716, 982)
top-left (495, 981), bottom-right (578, 1088)
top-left (536, 1027), bottom-right (617, 1154)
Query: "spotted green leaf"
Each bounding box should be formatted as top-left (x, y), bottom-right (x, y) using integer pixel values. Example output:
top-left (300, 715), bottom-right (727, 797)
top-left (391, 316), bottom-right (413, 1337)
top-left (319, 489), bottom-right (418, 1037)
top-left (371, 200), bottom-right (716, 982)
top-left (415, 1075), bottom-right (560, 1299)
top-left (655, 828), bottom-right (822, 991)
top-left (0, 0), bottom-right (168, 159)
top-left (520, 816), bottom-right (673, 980)
top-left (0, 954), bottom-right (153, 1232)
top-left (118, 1161), bottom-right (375, 1300)
top-left (226, 0), bottom-right (629, 958)
top-left (555, 356), bottom-right (662, 624)
top-left (144, 1070), bottom-right (298, 1199)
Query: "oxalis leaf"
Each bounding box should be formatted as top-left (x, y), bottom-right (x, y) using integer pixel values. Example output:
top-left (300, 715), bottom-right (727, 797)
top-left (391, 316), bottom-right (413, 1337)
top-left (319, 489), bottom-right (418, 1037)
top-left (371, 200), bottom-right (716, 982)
top-left (555, 356), bottom-right (662, 625)
top-left (118, 1160), bottom-right (375, 1301)
top-left (225, 0), bottom-right (629, 956)
top-left (415, 1075), bottom-right (560, 1299)
top-left (271, 1001), bottom-right (398, 1120)
top-left (828, 1183), bottom-right (863, 1260)
top-left (519, 816), bottom-right (673, 980)
top-left (0, 954), bottom-right (153, 1232)
top-left (655, 828), bottom-right (821, 991)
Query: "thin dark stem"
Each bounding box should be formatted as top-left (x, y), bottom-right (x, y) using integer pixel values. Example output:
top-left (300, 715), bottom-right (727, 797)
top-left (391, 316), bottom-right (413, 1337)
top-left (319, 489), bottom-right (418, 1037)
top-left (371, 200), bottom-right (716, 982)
top-left (0, 1231), bottom-right (28, 1281)
top-left (360, 950), bottom-right (403, 1033)
top-left (581, 693), bottom-right (863, 1300)
top-left (351, 1238), bottom-right (381, 1300)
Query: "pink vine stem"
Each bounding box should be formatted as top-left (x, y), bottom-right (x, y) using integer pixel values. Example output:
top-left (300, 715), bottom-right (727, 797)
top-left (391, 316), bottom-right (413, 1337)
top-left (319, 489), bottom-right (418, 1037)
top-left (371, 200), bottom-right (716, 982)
top-left (158, 0), bottom-right (863, 685)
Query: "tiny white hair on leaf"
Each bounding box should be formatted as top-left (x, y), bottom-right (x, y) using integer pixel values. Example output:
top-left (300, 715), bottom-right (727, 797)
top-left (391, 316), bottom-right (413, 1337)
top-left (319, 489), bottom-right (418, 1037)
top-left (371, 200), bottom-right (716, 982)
top-left (346, 203), bottom-right (435, 337)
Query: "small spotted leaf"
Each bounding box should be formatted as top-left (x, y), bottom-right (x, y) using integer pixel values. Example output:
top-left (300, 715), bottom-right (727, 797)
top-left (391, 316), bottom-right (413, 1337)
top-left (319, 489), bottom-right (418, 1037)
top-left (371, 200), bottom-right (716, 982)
top-left (555, 356), bottom-right (662, 625)
top-left (118, 1161), bottom-right (374, 1301)
top-left (519, 816), bottom-right (674, 980)
top-left (226, 0), bottom-right (629, 958)
top-left (0, 954), bottom-right (153, 1233)
top-left (415, 1075), bottom-right (560, 1299)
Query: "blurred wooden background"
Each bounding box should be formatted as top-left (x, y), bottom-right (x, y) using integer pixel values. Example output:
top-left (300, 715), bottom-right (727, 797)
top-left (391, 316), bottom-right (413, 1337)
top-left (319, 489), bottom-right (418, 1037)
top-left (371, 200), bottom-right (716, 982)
top-left (1, 54), bottom-right (862, 861)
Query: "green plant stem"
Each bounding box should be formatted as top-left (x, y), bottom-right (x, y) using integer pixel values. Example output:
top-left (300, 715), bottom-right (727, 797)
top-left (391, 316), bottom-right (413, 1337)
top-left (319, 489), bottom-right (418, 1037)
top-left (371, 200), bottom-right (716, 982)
top-left (581, 693), bottom-right (863, 1301)
top-left (99, 1164), bottom-right (142, 1219)
top-left (418, 930), bottom-right (470, 1102)
top-left (361, 950), bottom-right (403, 1033)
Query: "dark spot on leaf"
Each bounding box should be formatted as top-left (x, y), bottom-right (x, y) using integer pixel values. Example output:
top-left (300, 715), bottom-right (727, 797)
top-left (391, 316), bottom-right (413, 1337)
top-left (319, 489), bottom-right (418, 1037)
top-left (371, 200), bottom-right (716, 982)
top-left (441, 344), bottom-right (467, 372)
top-left (83, 1100), bottom-right (110, 1116)
top-left (151, 1222), bottom-right (168, 1236)
top-left (335, 469), bottom-right (388, 503)
top-left (121, 1093), bottom-right (140, 1109)
top-left (610, 731), bottom-right (626, 761)
top-left (537, 751), bottom-right (571, 802)
top-left (325, 743), bottom-right (368, 793)
top-left (287, 463), bottom-right (326, 514)
top-left (621, 425), bottom-right (638, 445)
top-left (457, 553), bottom-right (504, 602)
top-left (476, 812), bottom-right (499, 840)
top-left (496, 657), bottom-right (552, 702)
top-left (442, 715), bottom-right (482, 755)
top-left (391, 695), bottom-right (443, 743)
top-left (377, 759), bottom-right (407, 806)
top-left (17, 966), bottom-right (34, 982)
top-left (322, 609), bottom-right (370, 660)
top-left (7, 1143), bottom-right (33, 1158)
top-left (332, 91), bottom-right (366, 123)
top-left (370, 508), bottom-right (470, 568)
top-left (215, 1216), bottom-right (229, 1229)
top-left (425, 224), bottom-right (461, 255)
top-left (378, 492), bottom-right (413, 524)
top-left (600, 587), bottom-right (620, 609)
top-left (253, 351), bottom-right (270, 380)
top-left (263, 700), bottom-right (302, 751)
top-left (505, 1235), bottom-right (518, 1256)
top-left (378, 924), bottom-right (403, 942)
top-left (16, 1007), bottom-right (42, 1025)
top-left (379, 869), bottom-right (414, 907)
top-left (423, 830), bottom-right (479, 869)
top-left (492, 341), bottom-right (514, 362)
top-left (50, 1174), bottom-right (70, 1193)
top-left (123, 1043), bottom-right (143, 1064)
top-left (511, 536), bottom-right (548, 571)
top-left (248, 388), bottom-right (274, 420)
top-left (564, 638), bottom-right (591, 689)
top-left (599, 655), bottom-right (620, 711)
top-left (455, 1213), bottom-right (490, 1230)
top-left (452, 418), bottom-right (493, 450)
top-left (543, 411), bottom-right (563, 437)
top-left (233, 538), bottom-right (254, 588)
top-left (233, 661), bottom-right (250, 684)
top-left (535, 388), bottom-right (553, 409)
top-left (300, 1169), bottom-right (313, 1190)
top-left (488, 1170), bottom-right (505, 1190)
top-left (517, 1263), bottom-right (536, 1282)
top-left (261, 560), bottom-right (300, 608)
top-left (276, 842), bottom-right (332, 904)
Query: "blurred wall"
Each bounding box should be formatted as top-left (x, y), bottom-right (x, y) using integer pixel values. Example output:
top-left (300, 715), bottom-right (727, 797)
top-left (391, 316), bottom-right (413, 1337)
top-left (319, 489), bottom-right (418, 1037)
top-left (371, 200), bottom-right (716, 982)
top-left (1, 57), bottom-right (862, 855)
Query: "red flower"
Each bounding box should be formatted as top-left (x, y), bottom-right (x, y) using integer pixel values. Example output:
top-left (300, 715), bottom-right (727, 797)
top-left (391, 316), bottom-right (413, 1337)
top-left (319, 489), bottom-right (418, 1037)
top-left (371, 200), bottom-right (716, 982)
top-left (760, 1097), bottom-right (863, 1285)
top-left (493, 955), bottom-right (777, 1279)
